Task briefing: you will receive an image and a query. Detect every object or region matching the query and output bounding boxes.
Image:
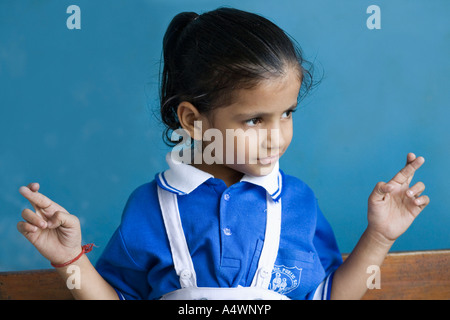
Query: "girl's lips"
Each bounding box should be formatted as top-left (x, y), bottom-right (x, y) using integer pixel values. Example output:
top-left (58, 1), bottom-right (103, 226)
top-left (258, 154), bottom-right (280, 165)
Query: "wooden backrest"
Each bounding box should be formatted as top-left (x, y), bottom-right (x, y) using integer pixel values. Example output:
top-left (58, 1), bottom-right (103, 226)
top-left (0, 250), bottom-right (449, 300)
top-left (0, 269), bottom-right (72, 300)
top-left (359, 249), bottom-right (450, 300)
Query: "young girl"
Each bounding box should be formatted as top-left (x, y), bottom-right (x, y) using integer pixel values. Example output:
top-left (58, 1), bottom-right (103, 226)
top-left (17, 8), bottom-right (429, 300)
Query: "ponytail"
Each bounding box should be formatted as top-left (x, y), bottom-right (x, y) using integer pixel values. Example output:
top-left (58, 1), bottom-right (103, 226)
top-left (160, 12), bottom-right (199, 145)
top-left (162, 12), bottom-right (199, 63)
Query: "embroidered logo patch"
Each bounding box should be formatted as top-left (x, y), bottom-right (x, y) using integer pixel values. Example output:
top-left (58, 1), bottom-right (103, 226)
top-left (269, 265), bottom-right (302, 295)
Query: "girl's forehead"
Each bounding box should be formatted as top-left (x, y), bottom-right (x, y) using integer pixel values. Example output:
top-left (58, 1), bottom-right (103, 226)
top-left (224, 71), bottom-right (301, 113)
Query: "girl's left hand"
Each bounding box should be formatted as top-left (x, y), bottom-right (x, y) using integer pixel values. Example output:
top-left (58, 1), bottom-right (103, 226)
top-left (367, 153), bottom-right (430, 244)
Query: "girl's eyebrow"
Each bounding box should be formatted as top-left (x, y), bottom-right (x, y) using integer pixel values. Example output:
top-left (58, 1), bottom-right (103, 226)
top-left (235, 102), bottom-right (298, 119)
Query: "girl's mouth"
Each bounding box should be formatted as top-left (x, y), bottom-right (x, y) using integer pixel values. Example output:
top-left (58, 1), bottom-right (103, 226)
top-left (258, 154), bottom-right (280, 165)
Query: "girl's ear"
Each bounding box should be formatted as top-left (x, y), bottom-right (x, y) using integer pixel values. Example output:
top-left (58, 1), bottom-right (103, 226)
top-left (177, 101), bottom-right (205, 140)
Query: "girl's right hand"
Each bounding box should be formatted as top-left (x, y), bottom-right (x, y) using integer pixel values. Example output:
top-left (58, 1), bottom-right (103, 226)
top-left (17, 183), bottom-right (82, 266)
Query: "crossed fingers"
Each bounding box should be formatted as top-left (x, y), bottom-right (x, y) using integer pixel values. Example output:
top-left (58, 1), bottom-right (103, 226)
top-left (390, 153), bottom-right (425, 186)
top-left (19, 183), bottom-right (53, 210)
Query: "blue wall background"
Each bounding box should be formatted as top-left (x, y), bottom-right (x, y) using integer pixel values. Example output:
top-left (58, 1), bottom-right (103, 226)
top-left (1, 0), bottom-right (449, 271)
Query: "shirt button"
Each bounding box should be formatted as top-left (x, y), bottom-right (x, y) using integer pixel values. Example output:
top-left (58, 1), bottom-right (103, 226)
top-left (260, 268), bottom-right (270, 278)
top-left (223, 193), bottom-right (230, 201)
top-left (180, 269), bottom-right (192, 279)
top-left (223, 228), bottom-right (232, 236)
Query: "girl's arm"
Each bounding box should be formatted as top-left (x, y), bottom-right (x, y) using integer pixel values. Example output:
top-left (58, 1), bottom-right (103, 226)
top-left (330, 153), bottom-right (430, 300)
top-left (17, 183), bottom-right (119, 300)
top-left (54, 253), bottom-right (119, 300)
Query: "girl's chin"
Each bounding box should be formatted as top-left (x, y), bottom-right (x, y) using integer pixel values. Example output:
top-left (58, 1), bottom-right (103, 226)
top-left (226, 162), bottom-right (278, 177)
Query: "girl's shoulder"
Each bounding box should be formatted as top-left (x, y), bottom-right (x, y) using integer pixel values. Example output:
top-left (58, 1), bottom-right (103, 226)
top-left (280, 170), bottom-right (317, 200)
top-left (120, 179), bottom-right (160, 222)
top-left (126, 180), bottom-right (158, 203)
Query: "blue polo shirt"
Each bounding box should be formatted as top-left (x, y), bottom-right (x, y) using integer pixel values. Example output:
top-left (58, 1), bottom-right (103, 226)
top-left (96, 153), bottom-right (342, 300)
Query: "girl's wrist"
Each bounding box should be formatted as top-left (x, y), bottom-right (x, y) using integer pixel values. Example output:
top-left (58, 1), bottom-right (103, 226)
top-left (364, 226), bottom-right (395, 250)
top-left (50, 244), bottom-right (95, 268)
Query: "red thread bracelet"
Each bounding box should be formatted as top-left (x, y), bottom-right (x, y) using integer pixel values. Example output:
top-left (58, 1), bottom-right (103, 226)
top-left (51, 243), bottom-right (95, 268)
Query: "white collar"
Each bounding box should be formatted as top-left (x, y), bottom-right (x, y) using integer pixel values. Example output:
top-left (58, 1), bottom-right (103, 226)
top-left (156, 152), bottom-right (282, 201)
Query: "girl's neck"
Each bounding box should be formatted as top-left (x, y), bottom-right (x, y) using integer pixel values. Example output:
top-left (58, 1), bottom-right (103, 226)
top-left (191, 163), bottom-right (244, 188)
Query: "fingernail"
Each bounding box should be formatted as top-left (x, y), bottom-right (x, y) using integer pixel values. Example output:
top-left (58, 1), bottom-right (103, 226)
top-left (407, 190), bottom-right (414, 197)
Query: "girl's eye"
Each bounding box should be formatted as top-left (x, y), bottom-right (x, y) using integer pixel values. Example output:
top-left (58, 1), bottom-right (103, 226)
top-left (245, 118), bottom-right (262, 126)
top-left (282, 109), bottom-right (296, 119)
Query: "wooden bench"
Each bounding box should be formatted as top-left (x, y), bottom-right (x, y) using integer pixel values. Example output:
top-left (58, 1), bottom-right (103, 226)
top-left (0, 250), bottom-right (448, 300)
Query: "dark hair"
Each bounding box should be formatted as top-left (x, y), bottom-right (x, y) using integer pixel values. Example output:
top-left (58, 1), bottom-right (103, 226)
top-left (160, 7), bottom-right (319, 146)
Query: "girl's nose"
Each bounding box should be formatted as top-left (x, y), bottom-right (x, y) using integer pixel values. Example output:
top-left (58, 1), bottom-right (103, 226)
top-left (261, 126), bottom-right (283, 150)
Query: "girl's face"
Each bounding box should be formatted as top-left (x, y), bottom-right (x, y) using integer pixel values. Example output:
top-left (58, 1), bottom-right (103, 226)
top-left (197, 68), bottom-right (301, 183)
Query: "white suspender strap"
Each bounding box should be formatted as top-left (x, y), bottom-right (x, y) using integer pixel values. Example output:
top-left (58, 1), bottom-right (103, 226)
top-left (157, 185), bottom-right (197, 288)
top-left (250, 194), bottom-right (282, 289)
